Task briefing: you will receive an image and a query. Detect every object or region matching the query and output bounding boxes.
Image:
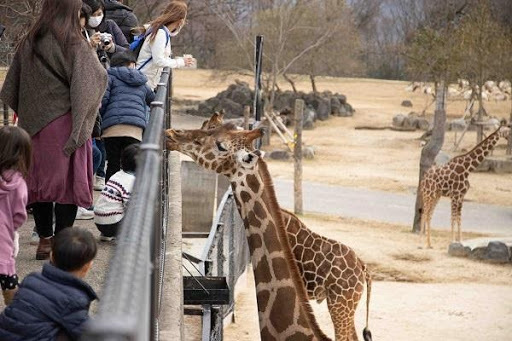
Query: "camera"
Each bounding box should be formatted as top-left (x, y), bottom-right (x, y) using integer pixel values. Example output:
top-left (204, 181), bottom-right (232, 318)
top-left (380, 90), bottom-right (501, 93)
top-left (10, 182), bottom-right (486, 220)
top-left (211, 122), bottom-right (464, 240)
top-left (99, 32), bottom-right (112, 48)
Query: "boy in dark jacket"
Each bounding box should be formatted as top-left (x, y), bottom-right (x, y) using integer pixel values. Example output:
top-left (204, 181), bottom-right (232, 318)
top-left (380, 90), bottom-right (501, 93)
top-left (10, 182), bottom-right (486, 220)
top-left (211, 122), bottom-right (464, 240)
top-left (101, 50), bottom-right (155, 180)
top-left (0, 227), bottom-right (98, 341)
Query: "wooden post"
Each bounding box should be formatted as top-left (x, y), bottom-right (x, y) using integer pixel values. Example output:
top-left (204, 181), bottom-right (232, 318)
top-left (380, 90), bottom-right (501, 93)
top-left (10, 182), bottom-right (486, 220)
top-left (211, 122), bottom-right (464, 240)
top-left (243, 106), bottom-right (250, 130)
top-left (507, 99), bottom-right (512, 155)
top-left (294, 99), bottom-right (304, 215)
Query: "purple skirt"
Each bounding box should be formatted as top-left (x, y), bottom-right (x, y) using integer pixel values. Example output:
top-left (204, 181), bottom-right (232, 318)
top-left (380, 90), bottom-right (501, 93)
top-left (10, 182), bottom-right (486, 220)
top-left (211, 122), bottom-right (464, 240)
top-left (27, 113), bottom-right (93, 207)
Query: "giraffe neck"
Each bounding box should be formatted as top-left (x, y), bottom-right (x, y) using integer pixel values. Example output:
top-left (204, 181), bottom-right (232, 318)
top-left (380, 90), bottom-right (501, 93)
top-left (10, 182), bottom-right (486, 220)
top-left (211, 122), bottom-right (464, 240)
top-left (231, 159), bottom-right (329, 341)
top-left (460, 131), bottom-right (500, 172)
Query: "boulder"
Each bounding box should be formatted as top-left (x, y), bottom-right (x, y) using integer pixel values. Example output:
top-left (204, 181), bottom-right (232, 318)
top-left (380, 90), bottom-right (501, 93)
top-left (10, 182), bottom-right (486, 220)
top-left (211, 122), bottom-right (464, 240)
top-left (303, 107), bottom-right (316, 130)
top-left (392, 114), bottom-right (406, 128)
top-left (268, 149), bottom-right (290, 160)
top-left (450, 118), bottom-right (467, 132)
top-left (219, 98), bottom-right (243, 118)
top-left (330, 97), bottom-right (342, 116)
top-left (401, 100), bottom-right (413, 107)
top-left (302, 146), bottom-right (315, 159)
top-left (448, 242), bottom-right (471, 257)
top-left (484, 241), bottom-right (511, 263)
top-left (338, 104), bottom-right (354, 117)
top-left (417, 118), bottom-right (430, 131)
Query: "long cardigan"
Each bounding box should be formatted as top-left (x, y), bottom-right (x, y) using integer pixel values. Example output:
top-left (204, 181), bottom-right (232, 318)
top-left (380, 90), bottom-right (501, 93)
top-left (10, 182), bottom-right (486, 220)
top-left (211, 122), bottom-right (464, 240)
top-left (0, 32), bottom-right (107, 156)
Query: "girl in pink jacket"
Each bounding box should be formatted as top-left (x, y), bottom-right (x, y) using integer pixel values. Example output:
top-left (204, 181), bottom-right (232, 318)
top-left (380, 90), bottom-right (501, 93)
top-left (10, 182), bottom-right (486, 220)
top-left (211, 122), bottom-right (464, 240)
top-left (0, 126), bottom-right (31, 306)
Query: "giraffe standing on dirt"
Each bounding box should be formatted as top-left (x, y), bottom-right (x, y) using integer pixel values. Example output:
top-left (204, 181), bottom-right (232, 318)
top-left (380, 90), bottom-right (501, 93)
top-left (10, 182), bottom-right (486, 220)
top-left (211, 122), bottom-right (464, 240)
top-left (198, 113), bottom-right (373, 341)
top-left (420, 125), bottom-right (510, 248)
top-left (167, 122), bottom-right (372, 341)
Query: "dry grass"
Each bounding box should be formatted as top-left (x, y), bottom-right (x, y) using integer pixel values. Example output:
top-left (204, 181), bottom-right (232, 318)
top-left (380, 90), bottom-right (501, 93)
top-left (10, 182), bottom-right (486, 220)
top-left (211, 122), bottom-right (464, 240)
top-left (171, 69), bottom-right (512, 207)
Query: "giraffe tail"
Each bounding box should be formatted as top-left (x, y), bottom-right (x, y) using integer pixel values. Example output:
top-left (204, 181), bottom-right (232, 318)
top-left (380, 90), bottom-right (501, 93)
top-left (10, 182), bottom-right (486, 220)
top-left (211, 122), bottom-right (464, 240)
top-left (362, 266), bottom-right (373, 341)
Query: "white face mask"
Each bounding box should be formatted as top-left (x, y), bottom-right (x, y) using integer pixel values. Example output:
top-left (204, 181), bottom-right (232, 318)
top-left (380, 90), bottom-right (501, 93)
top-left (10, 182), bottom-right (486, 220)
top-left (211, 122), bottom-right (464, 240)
top-left (88, 15), bottom-right (103, 28)
top-left (169, 20), bottom-right (184, 37)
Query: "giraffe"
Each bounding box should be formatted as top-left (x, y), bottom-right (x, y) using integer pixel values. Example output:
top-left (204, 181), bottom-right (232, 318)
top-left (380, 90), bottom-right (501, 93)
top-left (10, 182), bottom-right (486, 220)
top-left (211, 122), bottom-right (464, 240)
top-left (198, 114), bottom-right (373, 341)
top-left (420, 125), bottom-right (511, 248)
top-left (166, 123), bottom-right (372, 341)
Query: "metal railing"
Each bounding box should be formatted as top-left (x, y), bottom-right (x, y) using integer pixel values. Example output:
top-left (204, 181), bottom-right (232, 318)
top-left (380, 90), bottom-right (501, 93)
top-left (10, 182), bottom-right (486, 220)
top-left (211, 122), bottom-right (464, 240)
top-left (197, 188), bottom-right (250, 341)
top-left (82, 67), bottom-right (172, 340)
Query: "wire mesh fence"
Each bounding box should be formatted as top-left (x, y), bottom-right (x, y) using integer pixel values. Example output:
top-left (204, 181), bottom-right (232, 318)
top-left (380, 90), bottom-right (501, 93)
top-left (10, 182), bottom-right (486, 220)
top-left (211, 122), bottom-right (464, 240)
top-left (199, 188), bottom-right (251, 340)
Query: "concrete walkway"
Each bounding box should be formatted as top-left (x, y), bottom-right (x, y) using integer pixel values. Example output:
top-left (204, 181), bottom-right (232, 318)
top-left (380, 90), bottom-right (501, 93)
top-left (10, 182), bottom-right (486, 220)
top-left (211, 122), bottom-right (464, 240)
top-left (273, 179), bottom-right (512, 235)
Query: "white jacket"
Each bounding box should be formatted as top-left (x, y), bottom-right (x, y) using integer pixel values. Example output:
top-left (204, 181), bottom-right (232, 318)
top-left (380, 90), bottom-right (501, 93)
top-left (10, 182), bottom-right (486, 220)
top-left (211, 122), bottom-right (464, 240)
top-left (94, 170), bottom-right (135, 225)
top-left (136, 28), bottom-right (185, 90)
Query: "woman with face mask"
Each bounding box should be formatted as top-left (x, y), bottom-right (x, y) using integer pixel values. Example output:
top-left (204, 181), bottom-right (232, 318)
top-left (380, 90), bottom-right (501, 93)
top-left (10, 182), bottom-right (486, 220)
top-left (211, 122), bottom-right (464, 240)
top-left (136, 1), bottom-right (194, 90)
top-left (83, 0), bottom-right (129, 57)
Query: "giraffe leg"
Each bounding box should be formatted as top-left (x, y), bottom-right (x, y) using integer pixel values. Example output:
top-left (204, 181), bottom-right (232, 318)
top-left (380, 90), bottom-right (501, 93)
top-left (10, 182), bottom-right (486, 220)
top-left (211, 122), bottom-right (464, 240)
top-left (327, 287), bottom-right (363, 341)
top-left (425, 197), bottom-right (439, 249)
top-left (450, 198), bottom-right (463, 242)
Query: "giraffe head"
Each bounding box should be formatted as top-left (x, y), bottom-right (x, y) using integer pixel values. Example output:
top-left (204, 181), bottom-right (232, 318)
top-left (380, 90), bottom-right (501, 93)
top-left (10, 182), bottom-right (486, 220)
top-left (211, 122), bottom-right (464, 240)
top-left (497, 124), bottom-right (511, 140)
top-left (166, 124), bottom-right (265, 178)
top-left (200, 110), bottom-right (225, 130)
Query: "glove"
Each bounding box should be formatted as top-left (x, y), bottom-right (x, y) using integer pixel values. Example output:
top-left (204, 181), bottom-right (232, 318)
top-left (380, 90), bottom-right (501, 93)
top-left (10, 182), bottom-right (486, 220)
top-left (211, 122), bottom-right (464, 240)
top-left (13, 232), bottom-right (19, 258)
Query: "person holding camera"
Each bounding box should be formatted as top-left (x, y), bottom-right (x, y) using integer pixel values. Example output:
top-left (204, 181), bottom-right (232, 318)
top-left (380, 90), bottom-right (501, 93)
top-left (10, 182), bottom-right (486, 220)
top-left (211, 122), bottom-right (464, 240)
top-left (0, 0), bottom-right (107, 260)
top-left (83, 0), bottom-right (129, 62)
top-left (136, 1), bottom-right (194, 90)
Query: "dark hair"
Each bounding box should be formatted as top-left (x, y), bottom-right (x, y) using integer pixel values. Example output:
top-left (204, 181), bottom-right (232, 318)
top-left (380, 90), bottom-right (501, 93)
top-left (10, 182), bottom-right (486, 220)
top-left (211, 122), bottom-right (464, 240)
top-left (110, 50), bottom-right (137, 67)
top-left (81, 3), bottom-right (92, 22)
top-left (0, 126), bottom-right (32, 178)
top-left (25, 0), bottom-right (84, 57)
top-left (83, 0), bottom-right (105, 16)
top-left (121, 144), bottom-right (139, 173)
top-left (52, 227), bottom-right (97, 272)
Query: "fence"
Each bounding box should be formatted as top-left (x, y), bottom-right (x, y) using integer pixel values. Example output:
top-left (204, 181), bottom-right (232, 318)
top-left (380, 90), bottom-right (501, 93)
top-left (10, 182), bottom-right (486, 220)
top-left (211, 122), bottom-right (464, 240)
top-left (184, 188), bottom-right (250, 341)
top-left (82, 67), bottom-right (172, 340)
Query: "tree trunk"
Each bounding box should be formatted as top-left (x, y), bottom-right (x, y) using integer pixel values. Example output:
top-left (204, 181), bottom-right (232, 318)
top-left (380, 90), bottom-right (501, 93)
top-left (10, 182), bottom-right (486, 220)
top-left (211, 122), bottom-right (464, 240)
top-left (412, 82), bottom-right (447, 233)
top-left (309, 74), bottom-right (318, 94)
top-left (508, 97), bottom-right (512, 155)
top-left (477, 81), bottom-right (484, 143)
top-left (283, 73), bottom-right (298, 93)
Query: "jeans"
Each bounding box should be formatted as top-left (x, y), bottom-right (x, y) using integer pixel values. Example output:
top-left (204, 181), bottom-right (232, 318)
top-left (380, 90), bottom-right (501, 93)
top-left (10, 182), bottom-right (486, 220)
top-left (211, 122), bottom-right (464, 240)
top-left (104, 136), bottom-right (140, 181)
top-left (95, 139), bottom-right (107, 178)
top-left (31, 202), bottom-right (77, 238)
top-left (92, 140), bottom-right (102, 175)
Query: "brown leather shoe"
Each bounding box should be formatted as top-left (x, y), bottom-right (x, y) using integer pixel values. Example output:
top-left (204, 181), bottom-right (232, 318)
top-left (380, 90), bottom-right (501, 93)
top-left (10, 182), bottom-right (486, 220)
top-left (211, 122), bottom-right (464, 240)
top-left (2, 288), bottom-right (18, 306)
top-left (36, 237), bottom-right (53, 260)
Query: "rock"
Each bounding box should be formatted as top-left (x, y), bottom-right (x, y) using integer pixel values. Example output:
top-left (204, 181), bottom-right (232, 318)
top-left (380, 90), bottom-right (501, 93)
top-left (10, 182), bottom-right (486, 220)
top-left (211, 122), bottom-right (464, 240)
top-left (484, 241), bottom-right (511, 263)
top-left (401, 100), bottom-right (413, 107)
top-left (448, 242), bottom-right (471, 257)
top-left (338, 104), bottom-right (353, 117)
top-left (469, 247), bottom-right (487, 260)
top-left (450, 118), bottom-right (467, 132)
top-left (268, 149), bottom-right (290, 160)
top-left (402, 117), bottom-right (417, 130)
top-left (493, 157), bottom-right (512, 174)
top-left (417, 118), bottom-right (430, 131)
top-left (330, 97), bottom-right (342, 116)
top-left (302, 146), bottom-right (315, 159)
top-left (392, 114), bottom-right (406, 128)
top-left (303, 107), bottom-right (316, 130)
top-left (229, 89), bottom-right (252, 106)
top-left (336, 94), bottom-right (347, 105)
top-left (315, 97), bottom-right (331, 121)
top-left (435, 151), bottom-right (451, 166)
top-left (219, 98), bottom-right (243, 118)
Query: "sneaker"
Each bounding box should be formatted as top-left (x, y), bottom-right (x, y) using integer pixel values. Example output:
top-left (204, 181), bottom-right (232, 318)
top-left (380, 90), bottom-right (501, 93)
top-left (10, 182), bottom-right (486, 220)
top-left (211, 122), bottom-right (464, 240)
top-left (30, 230), bottom-right (40, 245)
top-left (94, 176), bottom-right (105, 191)
top-left (76, 207), bottom-right (94, 220)
top-left (99, 234), bottom-right (115, 242)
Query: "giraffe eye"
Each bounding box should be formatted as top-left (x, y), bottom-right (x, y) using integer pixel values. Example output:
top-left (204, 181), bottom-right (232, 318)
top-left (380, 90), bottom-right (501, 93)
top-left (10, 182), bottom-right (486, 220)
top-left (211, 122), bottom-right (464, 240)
top-left (216, 141), bottom-right (228, 152)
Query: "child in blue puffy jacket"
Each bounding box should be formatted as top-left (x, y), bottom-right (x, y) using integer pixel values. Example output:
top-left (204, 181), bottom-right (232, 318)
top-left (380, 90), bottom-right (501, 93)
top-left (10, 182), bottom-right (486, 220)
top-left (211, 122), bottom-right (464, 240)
top-left (100, 50), bottom-right (155, 181)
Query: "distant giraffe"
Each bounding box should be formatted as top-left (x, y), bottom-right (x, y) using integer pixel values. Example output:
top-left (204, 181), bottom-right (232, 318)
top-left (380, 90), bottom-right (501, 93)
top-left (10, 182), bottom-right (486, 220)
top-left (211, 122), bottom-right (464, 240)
top-left (420, 125), bottom-right (511, 248)
top-left (168, 121), bottom-right (372, 341)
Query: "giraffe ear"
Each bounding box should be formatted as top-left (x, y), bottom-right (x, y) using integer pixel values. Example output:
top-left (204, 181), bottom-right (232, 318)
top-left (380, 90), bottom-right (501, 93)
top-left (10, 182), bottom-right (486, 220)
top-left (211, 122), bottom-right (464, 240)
top-left (245, 128), bottom-right (265, 143)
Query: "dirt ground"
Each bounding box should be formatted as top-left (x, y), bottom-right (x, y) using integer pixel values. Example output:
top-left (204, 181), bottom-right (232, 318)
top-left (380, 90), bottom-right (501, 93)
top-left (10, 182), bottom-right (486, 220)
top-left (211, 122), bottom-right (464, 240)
top-left (173, 70), bottom-right (512, 207)
top-left (223, 214), bottom-right (512, 341)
